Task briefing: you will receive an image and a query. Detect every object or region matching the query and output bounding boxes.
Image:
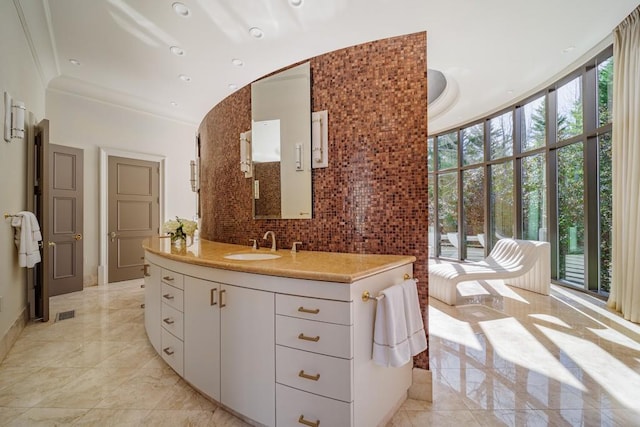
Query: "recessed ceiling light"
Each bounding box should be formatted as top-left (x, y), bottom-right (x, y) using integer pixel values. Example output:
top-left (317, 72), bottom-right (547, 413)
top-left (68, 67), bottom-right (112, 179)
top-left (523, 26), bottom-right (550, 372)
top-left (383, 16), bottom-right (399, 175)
top-left (69, 59), bottom-right (81, 66)
top-left (179, 74), bottom-right (191, 82)
top-left (562, 46), bottom-right (576, 53)
top-left (172, 2), bottom-right (190, 17)
top-left (289, 0), bottom-right (303, 6)
top-left (507, 89), bottom-right (514, 95)
top-left (170, 46), bottom-right (185, 56)
top-left (229, 84), bottom-right (238, 90)
top-left (231, 58), bottom-right (244, 67)
top-left (249, 27), bottom-right (264, 39)
top-left (170, 101), bottom-right (178, 107)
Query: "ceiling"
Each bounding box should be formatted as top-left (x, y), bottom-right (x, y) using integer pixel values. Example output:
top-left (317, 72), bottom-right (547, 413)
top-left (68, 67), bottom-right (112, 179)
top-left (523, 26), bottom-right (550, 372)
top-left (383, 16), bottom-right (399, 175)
top-left (16, 0), bottom-right (640, 134)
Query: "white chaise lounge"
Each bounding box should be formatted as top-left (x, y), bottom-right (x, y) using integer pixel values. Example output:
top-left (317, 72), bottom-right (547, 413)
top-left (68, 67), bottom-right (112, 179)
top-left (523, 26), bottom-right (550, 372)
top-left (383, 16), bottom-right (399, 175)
top-left (429, 238), bottom-right (551, 305)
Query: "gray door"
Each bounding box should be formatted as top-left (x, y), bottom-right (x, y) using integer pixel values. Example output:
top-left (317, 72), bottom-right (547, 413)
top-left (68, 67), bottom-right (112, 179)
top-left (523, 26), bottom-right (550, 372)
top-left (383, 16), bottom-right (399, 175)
top-left (108, 156), bottom-right (159, 283)
top-left (48, 144), bottom-right (84, 296)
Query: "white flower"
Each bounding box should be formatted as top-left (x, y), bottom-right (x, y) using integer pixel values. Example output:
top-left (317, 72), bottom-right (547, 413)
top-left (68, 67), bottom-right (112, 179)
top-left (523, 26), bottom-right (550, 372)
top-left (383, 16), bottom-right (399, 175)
top-left (162, 218), bottom-right (197, 237)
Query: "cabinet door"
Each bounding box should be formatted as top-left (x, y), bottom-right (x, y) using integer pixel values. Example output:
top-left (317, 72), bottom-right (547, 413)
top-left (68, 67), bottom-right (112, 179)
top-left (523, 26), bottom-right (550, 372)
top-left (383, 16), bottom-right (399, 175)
top-left (221, 285), bottom-right (275, 427)
top-left (184, 276), bottom-right (221, 401)
top-left (144, 261), bottom-right (161, 353)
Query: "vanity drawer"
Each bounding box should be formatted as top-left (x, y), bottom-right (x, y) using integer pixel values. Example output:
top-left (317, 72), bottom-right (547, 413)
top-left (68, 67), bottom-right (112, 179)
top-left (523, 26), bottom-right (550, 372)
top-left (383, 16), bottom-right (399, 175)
top-left (161, 282), bottom-right (184, 312)
top-left (276, 315), bottom-right (352, 359)
top-left (276, 345), bottom-right (352, 402)
top-left (161, 328), bottom-right (183, 376)
top-left (161, 269), bottom-right (184, 290)
top-left (161, 302), bottom-right (184, 340)
top-left (276, 383), bottom-right (352, 427)
top-left (276, 294), bottom-right (352, 325)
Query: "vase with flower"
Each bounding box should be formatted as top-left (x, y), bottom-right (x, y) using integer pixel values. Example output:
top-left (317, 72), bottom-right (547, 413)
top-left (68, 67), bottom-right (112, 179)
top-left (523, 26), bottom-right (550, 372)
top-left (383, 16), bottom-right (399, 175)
top-left (162, 217), bottom-right (198, 247)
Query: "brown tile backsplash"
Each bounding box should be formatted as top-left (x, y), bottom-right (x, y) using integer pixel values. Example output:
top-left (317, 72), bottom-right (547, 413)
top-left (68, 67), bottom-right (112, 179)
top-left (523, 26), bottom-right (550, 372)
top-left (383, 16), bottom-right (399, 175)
top-left (198, 32), bottom-right (429, 369)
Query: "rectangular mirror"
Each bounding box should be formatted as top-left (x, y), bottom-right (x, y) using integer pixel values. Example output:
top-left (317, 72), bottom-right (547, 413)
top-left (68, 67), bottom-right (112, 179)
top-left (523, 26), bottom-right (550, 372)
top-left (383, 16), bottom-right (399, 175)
top-left (251, 62), bottom-right (311, 219)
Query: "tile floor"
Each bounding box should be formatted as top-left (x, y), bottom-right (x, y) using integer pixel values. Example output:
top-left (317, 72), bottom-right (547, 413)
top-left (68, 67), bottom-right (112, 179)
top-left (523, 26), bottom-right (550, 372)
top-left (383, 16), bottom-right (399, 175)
top-left (1, 279), bottom-right (639, 426)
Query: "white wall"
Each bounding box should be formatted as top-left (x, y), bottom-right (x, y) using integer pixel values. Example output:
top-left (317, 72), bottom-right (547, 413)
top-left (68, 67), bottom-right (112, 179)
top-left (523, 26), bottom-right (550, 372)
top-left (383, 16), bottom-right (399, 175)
top-left (46, 90), bottom-right (197, 286)
top-left (0, 1), bottom-right (46, 345)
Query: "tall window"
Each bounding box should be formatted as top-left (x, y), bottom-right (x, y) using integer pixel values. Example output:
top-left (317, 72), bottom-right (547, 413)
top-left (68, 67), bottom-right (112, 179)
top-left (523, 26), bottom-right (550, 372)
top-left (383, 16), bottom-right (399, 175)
top-left (557, 143), bottom-right (585, 284)
top-left (462, 123), bottom-right (484, 165)
top-left (428, 48), bottom-right (613, 296)
top-left (521, 96), bottom-right (545, 152)
top-left (490, 112), bottom-right (513, 159)
top-left (490, 161), bottom-right (514, 246)
top-left (438, 172), bottom-right (458, 258)
top-left (463, 167), bottom-right (485, 261)
top-left (522, 154), bottom-right (546, 241)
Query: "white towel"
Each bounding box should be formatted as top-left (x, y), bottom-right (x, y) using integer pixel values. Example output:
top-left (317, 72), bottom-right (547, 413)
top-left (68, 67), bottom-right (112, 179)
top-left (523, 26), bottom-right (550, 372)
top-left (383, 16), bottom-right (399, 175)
top-left (401, 279), bottom-right (428, 356)
top-left (11, 211), bottom-right (42, 268)
top-left (372, 284), bottom-right (412, 367)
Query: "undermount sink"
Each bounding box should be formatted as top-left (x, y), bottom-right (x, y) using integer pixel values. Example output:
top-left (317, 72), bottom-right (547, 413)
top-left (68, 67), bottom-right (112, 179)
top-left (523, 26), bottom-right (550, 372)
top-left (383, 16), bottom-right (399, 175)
top-left (224, 252), bottom-right (281, 261)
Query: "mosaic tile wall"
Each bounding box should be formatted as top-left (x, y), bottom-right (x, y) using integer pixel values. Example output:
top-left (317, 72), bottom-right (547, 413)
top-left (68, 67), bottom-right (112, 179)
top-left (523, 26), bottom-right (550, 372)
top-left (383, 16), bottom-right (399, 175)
top-left (199, 32), bottom-right (429, 369)
top-left (254, 162), bottom-right (282, 218)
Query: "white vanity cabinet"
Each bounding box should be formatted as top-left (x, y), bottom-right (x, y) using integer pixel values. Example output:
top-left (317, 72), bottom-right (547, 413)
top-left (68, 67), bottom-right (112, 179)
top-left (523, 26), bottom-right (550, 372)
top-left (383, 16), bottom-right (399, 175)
top-left (183, 276), bottom-right (221, 401)
top-left (143, 261), bottom-right (161, 353)
top-left (143, 245), bottom-right (415, 427)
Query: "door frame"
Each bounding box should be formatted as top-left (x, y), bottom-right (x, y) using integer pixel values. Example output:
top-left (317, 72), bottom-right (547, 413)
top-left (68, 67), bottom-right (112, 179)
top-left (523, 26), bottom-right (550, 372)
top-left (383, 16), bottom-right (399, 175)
top-left (98, 148), bottom-right (166, 285)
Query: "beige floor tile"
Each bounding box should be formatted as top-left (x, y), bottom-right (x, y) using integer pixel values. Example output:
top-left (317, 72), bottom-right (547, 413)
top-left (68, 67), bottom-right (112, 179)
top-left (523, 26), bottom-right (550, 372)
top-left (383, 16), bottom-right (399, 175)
top-left (2, 279), bottom-right (639, 427)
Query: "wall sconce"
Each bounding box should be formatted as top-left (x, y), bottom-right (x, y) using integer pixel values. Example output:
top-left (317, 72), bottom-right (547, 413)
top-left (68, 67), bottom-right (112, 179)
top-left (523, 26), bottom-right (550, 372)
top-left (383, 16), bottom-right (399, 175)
top-left (189, 159), bottom-right (199, 192)
top-left (240, 130), bottom-right (252, 178)
top-left (4, 92), bottom-right (25, 142)
top-left (311, 110), bottom-right (328, 168)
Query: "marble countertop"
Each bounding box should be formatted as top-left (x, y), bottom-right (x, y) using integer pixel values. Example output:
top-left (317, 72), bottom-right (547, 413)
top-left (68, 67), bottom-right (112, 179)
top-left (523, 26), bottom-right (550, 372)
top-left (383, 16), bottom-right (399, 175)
top-left (143, 237), bottom-right (415, 283)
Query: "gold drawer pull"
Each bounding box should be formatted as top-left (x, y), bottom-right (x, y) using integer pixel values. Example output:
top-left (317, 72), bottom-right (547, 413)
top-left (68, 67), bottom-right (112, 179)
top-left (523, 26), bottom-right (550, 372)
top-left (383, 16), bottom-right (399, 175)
top-left (163, 317), bottom-right (175, 325)
top-left (298, 306), bottom-right (319, 315)
top-left (220, 289), bottom-right (226, 308)
top-left (163, 347), bottom-right (174, 356)
top-left (298, 370), bottom-right (320, 381)
top-left (210, 288), bottom-right (218, 306)
top-left (298, 415), bottom-right (320, 427)
top-left (163, 294), bottom-right (174, 300)
top-left (163, 276), bottom-right (174, 281)
top-left (142, 264), bottom-right (150, 277)
top-left (298, 333), bottom-right (320, 342)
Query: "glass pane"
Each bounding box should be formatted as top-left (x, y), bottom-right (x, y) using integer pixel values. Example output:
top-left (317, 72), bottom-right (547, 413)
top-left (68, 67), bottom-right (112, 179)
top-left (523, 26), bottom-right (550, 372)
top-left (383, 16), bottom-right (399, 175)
top-left (490, 161), bottom-right (514, 247)
top-left (428, 174), bottom-right (436, 257)
top-left (463, 167), bottom-right (485, 261)
top-left (598, 133), bottom-right (612, 293)
top-left (597, 57), bottom-right (613, 127)
top-left (427, 137), bottom-right (435, 172)
top-left (462, 123), bottom-right (484, 165)
top-left (521, 96), bottom-right (546, 152)
top-left (522, 154), bottom-right (547, 241)
top-left (557, 77), bottom-right (583, 141)
top-left (558, 142), bottom-right (584, 285)
top-left (438, 172), bottom-right (458, 258)
top-left (489, 111), bottom-right (513, 159)
top-left (437, 132), bottom-right (458, 170)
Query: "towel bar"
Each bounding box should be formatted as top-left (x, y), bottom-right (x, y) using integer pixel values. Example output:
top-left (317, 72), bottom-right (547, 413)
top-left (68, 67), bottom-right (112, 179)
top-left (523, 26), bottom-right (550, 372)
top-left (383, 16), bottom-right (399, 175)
top-left (361, 274), bottom-right (418, 302)
top-left (4, 213), bottom-right (19, 219)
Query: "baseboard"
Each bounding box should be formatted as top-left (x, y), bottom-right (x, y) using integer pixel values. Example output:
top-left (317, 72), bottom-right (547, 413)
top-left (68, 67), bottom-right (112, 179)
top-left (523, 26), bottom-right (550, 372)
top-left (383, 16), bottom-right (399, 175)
top-left (408, 367), bottom-right (432, 402)
top-left (0, 307), bottom-right (28, 363)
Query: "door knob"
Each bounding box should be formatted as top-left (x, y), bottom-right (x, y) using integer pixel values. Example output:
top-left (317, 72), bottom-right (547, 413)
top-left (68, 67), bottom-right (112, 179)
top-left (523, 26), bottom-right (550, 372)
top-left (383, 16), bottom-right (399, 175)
top-left (48, 241), bottom-right (56, 247)
top-left (109, 231), bottom-right (117, 242)
top-left (73, 233), bottom-right (83, 241)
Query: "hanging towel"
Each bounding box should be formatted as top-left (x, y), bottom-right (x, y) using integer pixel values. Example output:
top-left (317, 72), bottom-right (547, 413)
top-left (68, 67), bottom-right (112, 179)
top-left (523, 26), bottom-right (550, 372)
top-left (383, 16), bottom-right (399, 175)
top-left (11, 211), bottom-right (42, 268)
top-left (372, 284), bottom-right (412, 367)
top-left (401, 278), bottom-right (428, 356)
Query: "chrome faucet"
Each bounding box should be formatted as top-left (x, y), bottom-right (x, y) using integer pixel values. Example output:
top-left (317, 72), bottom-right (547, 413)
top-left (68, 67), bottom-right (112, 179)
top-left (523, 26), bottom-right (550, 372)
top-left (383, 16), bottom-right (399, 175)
top-left (263, 231), bottom-right (276, 252)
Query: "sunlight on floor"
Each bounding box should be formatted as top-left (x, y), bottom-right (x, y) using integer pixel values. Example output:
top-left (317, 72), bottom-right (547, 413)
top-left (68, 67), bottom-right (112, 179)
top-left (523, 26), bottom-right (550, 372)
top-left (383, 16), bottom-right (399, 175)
top-left (480, 317), bottom-right (586, 391)
top-left (538, 324), bottom-right (640, 409)
top-left (429, 306), bottom-right (482, 351)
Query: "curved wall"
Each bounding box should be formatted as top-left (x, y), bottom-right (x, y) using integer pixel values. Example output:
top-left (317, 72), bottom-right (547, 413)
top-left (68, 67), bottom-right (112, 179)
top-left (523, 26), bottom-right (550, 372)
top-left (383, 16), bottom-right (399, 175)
top-left (198, 32), bottom-right (429, 368)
